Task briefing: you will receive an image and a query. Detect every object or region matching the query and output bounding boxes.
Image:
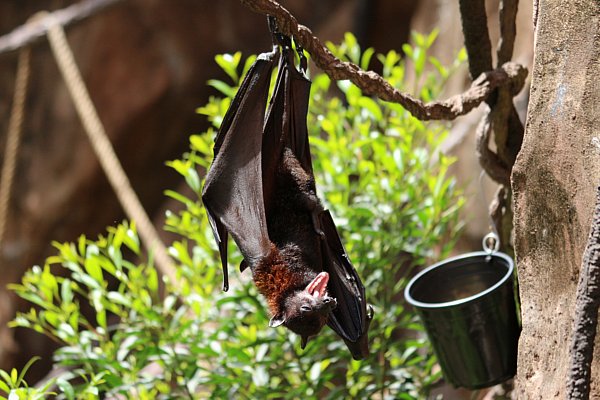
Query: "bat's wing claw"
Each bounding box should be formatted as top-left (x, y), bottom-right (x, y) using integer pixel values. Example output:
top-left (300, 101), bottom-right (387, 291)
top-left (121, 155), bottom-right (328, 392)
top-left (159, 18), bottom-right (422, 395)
top-left (311, 211), bottom-right (326, 237)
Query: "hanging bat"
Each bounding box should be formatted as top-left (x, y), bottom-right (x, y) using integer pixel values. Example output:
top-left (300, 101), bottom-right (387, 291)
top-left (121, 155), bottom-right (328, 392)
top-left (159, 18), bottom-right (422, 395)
top-left (201, 32), bottom-right (371, 359)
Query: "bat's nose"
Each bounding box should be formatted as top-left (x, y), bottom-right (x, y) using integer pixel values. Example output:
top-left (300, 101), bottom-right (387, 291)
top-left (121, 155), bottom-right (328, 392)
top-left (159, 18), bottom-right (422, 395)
top-left (324, 296), bottom-right (337, 310)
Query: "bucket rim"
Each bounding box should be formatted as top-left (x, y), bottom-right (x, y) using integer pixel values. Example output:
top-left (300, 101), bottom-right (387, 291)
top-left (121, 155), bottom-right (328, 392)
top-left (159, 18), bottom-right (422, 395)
top-left (404, 251), bottom-right (514, 309)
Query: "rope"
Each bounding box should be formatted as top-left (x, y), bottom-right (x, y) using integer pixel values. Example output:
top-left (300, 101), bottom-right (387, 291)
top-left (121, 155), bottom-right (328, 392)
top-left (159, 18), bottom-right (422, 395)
top-left (0, 48), bottom-right (30, 248)
top-left (42, 13), bottom-right (179, 288)
top-left (241, 0), bottom-right (527, 122)
top-left (0, 0), bottom-right (124, 56)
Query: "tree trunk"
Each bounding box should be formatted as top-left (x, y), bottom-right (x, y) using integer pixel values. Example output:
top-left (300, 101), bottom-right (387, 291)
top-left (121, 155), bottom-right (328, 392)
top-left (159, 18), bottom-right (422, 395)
top-left (511, 0), bottom-right (600, 398)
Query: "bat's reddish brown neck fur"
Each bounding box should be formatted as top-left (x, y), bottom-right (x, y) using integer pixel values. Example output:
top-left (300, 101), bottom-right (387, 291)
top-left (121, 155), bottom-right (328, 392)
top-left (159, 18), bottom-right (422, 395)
top-left (253, 244), bottom-right (306, 316)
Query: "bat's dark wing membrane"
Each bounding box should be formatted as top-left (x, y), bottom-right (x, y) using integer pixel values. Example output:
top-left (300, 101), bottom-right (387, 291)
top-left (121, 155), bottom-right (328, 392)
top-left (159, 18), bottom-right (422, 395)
top-left (261, 48), bottom-right (313, 211)
top-left (260, 53), bottom-right (287, 214)
top-left (202, 53), bottom-right (276, 290)
top-left (319, 211), bottom-right (372, 360)
top-left (285, 54), bottom-right (313, 175)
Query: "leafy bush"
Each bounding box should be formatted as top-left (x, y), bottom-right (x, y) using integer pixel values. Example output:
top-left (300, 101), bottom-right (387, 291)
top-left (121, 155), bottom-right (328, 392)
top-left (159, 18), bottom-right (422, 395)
top-left (10, 31), bottom-right (464, 399)
top-left (0, 358), bottom-right (54, 399)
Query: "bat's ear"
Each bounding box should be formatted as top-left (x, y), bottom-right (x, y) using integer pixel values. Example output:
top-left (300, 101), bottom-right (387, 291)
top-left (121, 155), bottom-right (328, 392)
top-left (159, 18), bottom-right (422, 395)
top-left (269, 314), bottom-right (286, 328)
top-left (300, 335), bottom-right (310, 349)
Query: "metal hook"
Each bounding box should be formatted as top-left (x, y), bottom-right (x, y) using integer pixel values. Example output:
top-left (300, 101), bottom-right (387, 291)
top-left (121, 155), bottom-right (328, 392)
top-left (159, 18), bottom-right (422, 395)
top-left (482, 232), bottom-right (500, 255)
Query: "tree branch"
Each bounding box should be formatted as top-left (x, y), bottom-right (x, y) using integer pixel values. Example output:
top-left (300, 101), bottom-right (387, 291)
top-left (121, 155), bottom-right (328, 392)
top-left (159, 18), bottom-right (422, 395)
top-left (497, 0), bottom-right (518, 66)
top-left (459, 0), bottom-right (493, 80)
top-left (458, 0), bottom-right (524, 203)
top-left (0, 0), bottom-right (124, 55)
top-left (567, 183), bottom-right (600, 399)
top-left (239, 0), bottom-right (527, 121)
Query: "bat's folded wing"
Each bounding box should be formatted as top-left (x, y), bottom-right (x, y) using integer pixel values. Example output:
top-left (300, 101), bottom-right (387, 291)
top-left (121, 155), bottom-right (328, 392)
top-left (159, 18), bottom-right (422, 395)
top-left (202, 55), bottom-right (276, 290)
top-left (274, 48), bottom-right (372, 359)
top-left (320, 210), bottom-right (372, 360)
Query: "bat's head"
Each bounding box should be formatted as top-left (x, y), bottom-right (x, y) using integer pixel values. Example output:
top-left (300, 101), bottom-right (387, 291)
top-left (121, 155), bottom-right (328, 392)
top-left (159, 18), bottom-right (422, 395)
top-left (269, 272), bottom-right (337, 348)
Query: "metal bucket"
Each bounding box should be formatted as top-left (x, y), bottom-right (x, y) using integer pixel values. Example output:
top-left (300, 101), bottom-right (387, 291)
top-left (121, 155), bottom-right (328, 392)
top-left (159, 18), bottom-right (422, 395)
top-left (404, 251), bottom-right (520, 389)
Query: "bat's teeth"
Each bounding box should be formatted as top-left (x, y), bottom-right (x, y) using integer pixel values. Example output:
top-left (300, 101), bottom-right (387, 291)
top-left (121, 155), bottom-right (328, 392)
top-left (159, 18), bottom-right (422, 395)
top-left (306, 272), bottom-right (329, 298)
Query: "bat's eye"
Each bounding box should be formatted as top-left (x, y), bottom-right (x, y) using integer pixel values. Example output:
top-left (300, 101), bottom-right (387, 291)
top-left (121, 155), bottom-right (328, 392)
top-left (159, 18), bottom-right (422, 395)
top-left (300, 305), bottom-right (312, 313)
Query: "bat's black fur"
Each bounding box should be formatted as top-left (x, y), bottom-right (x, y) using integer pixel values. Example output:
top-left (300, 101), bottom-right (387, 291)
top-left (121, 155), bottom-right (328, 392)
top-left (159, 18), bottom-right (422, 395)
top-left (254, 147), bottom-right (336, 346)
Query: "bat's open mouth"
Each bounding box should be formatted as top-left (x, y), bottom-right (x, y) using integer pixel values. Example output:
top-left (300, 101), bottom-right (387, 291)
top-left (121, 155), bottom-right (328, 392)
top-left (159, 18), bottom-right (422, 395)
top-left (306, 272), bottom-right (329, 298)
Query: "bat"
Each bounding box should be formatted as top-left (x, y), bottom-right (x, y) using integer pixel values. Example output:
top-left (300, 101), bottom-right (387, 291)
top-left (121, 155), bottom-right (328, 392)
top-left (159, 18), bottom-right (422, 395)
top-left (201, 26), bottom-right (372, 359)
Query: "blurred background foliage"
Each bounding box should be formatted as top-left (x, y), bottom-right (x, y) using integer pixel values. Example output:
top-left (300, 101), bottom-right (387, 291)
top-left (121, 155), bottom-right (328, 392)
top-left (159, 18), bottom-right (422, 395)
top-left (6, 32), bottom-right (465, 399)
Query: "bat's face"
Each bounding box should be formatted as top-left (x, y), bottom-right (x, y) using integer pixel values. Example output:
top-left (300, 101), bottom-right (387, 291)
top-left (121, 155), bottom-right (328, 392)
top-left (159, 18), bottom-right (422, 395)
top-left (269, 272), bottom-right (337, 347)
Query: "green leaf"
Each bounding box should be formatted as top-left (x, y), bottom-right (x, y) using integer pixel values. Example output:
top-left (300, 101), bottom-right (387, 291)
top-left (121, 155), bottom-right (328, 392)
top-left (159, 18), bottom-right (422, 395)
top-left (0, 371), bottom-right (11, 389)
top-left (208, 79), bottom-right (236, 98)
top-left (252, 365), bottom-right (269, 387)
top-left (122, 225), bottom-right (140, 254)
top-left (17, 357), bottom-right (39, 387)
top-left (77, 235), bottom-right (87, 257)
top-left (56, 379), bottom-right (74, 400)
top-left (309, 362), bottom-right (322, 381)
top-left (84, 257), bottom-right (103, 284)
top-left (241, 55), bottom-right (257, 78)
top-left (360, 47), bottom-right (375, 71)
top-left (413, 47), bottom-right (426, 77)
top-left (357, 97), bottom-right (383, 120)
top-left (189, 134), bottom-right (212, 155)
top-left (214, 52), bottom-right (241, 82)
top-left (426, 28), bottom-right (439, 47)
top-left (428, 56), bottom-right (448, 79)
top-left (147, 267), bottom-right (159, 293)
top-left (185, 167), bottom-right (201, 193)
top-left (60, 279), bottom-right (73, 304)
top-left (402, 43), bottom-right (413, 59)
top-left (106, 291), bottom-right (131, 307)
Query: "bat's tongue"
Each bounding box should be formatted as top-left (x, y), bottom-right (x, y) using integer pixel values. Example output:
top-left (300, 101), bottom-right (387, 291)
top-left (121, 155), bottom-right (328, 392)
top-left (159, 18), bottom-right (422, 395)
top-left (306, 272), bottom-right (329, 298)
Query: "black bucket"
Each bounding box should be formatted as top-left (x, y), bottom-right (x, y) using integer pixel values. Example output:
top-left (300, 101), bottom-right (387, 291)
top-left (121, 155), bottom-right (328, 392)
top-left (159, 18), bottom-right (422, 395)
top-left (404, 251), bottom-right (520, 389)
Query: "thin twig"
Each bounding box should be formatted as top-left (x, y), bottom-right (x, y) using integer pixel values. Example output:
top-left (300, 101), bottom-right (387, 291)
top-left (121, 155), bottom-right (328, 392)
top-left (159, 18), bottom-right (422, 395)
top-left (0, 0), bottom-right (124, 55)
top-left (239, 0), bottom-right (527, 122)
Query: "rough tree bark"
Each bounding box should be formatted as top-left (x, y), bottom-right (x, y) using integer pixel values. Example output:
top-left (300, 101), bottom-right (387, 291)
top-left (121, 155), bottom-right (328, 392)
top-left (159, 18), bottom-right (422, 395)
top-left (511, 0), bottom-right (600, 398)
